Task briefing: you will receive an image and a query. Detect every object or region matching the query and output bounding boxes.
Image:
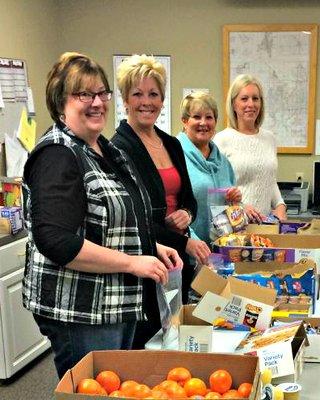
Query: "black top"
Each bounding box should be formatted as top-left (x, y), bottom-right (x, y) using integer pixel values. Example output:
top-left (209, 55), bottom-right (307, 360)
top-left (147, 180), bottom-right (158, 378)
top-left (24, 145), bottom-right (85, 265)
top-left (112, 119), bottom-right (197, 255)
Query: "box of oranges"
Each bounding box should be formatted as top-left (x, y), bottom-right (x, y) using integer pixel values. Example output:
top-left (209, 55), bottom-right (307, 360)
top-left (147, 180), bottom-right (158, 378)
top-left (55, 350), bottom-right (261, 399)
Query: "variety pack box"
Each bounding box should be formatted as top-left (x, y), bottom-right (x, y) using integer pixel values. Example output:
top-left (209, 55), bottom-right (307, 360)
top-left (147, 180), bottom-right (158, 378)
top-left (191, 266), bottom-right (277, 331)
top-left (214, 233), bottom-right (320, 272)
top-left (178, 304), bottom-right (248, 354)
top-left (235, 320), bottom-right (308, 384)
top-left (233, 259), bottom-right (316, 313)
top-left (55, 350), bottom-right (261, 400)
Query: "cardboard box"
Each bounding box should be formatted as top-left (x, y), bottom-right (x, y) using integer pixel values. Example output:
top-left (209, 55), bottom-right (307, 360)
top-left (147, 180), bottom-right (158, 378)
top-left (235, 321), bottom-right (307, 384)
top-left (246, 220), bottom-right (313, 235)
top-left (178, 304), bottom-right (249, 354)
top-left (214, 233), bottom-right (320, 272)
top-left (233, 259), bottom-right (316, 313)
top-left (191, 266), bottom-right (277, 331)
top-left (246, 223), bottom-right (279, 235)
top-left (55, 350), bottom-right (261, 400)
top-left (246, 221), bottom-right (311, 235)
top-left (273, 317), bottom-right (320, 363)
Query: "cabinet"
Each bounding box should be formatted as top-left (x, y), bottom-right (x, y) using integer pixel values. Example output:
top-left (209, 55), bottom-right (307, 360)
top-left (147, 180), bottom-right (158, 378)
top-left (0, 237), bottom-right (50, 379)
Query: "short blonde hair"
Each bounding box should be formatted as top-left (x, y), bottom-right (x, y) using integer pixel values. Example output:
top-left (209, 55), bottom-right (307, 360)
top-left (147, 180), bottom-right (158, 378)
top-left (117, 54), bottom-right (166, 102)
top-left (46, 52), bottom-right (110, 123)
top-left (226, 74), bottom-right (265, 130)
top-left (180, 91), bottom-right (218, 122)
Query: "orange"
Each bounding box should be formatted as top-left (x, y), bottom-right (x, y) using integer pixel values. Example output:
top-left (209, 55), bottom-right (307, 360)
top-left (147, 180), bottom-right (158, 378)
top-left (222, 389), bottom-right (242, 398)
top-left (184, 377), bottom-right (207, 397)
top-left (148, 389), bottom-right (169, 399)
top-left (96, 370), bottom-right (121, 394)
top-left (209, 370), bottom-right (232, 395)
top-left (167, 366), bottom-right (192, 386)
top-left (132, 383), bottom-right (152, 398)
top-left (158, 380), bottom-right (179, 391)
top-left (205, 392), bottom-right (222, 399)
top-left (120, 380), bottom-right (139, 397)
top-left (109, 390), bottom-right (124, 397)
top-left (76, 378), bottom-right (105, 395)
top-left (189, 396), bottom-right (205, 399)
top-left (165, 383), bottom-right (187, 399)
top-left (237, 382), bottom-right (252, 398)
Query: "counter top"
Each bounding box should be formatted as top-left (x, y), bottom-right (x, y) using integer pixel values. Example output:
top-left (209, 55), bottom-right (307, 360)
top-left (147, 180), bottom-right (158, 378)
top-left (287, 210), bottom-right (320, 220)
top-left (0, 230), bottom-right (27, 247)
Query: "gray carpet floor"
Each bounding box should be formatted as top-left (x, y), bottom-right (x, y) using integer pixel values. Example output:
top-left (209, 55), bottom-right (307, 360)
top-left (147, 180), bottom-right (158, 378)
top-left (0, 349), bottom-right (58, 400)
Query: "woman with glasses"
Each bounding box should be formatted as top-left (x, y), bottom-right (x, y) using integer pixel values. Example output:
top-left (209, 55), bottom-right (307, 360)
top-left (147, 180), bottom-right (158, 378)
top-left (22, 52), bottom-right (182, 379)
top-left (111, 54), bottom-right (211, 348)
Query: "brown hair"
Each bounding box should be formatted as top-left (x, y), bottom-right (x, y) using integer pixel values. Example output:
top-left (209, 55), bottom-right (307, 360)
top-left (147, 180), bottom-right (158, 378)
top-left (46, 52), bottom-right (110, 123)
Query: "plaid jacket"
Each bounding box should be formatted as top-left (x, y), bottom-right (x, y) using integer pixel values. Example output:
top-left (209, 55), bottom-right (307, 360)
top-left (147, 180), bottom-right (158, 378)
top-left (22, 123), bottom-right (156, 324)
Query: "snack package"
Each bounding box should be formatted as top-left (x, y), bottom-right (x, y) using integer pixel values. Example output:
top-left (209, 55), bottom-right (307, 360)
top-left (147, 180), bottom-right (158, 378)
top-left (208, 188), bottom-right (248, 239)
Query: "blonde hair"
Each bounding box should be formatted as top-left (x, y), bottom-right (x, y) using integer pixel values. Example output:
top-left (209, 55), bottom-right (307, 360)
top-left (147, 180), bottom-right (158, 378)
top-left (226, 74), bottom-right (265, 130)
top-left (46, 52), bottom-right (110, 123)
top-left (117, 54), bottom-right (166, 102)
top-left (180, 91), bottom-right (218, 122)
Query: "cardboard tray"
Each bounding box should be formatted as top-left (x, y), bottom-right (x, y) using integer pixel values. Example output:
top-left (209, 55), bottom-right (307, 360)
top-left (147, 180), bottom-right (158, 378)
top-left (214, 233), bottom-right (320, 271)
top-left (55, 350), bottom-right (261, 400)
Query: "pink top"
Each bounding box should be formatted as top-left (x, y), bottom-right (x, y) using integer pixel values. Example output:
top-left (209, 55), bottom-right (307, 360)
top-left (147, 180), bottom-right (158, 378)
top-left (158, 166), bottom-right (182, 216)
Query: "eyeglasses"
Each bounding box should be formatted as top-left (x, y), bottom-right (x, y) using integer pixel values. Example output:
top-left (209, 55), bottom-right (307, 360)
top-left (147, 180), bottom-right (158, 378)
top-left (72, 90), bottom-right (113, 103)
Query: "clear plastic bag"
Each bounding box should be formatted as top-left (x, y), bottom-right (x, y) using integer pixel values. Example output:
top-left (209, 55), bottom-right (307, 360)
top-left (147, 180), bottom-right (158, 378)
top-left (208, 187), bottom-right (248, 240)
top-left (156, 268), bottom-right (182, 349)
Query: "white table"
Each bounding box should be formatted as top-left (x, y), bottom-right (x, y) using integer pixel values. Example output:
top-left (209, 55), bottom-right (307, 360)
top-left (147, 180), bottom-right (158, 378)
top-left (299, 363), bottom-right (320, 400)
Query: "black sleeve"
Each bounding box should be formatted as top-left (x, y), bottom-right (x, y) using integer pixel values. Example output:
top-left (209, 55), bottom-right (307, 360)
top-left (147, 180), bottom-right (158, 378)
top-left (25, 145), bottom-right (86, 265)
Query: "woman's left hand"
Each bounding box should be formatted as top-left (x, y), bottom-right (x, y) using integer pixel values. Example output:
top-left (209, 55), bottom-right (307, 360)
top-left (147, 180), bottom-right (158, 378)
top-left (226, 187), bottom-right (242, 204)
top-left (156, 243), bottom-right (183, 270)
top-left (165, 209), bottom-right (191, 231)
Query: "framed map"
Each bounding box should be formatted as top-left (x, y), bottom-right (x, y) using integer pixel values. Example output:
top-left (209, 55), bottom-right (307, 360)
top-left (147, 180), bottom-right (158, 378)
top-left (223, 24), bottom-right (318, 154)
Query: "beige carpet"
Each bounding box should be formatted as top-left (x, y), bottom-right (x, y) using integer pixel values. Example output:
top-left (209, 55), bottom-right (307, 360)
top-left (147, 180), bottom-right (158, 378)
top-left (0, 350), bottom-right (58, 400)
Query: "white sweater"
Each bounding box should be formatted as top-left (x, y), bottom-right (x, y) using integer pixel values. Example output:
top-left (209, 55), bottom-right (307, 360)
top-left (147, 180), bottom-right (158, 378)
top-left (213, 127), bottom-right (284, 215)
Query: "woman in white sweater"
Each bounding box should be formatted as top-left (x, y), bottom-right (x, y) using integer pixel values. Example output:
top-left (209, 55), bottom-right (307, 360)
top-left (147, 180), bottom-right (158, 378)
top-left (214, 74), bottom-right (286, 222)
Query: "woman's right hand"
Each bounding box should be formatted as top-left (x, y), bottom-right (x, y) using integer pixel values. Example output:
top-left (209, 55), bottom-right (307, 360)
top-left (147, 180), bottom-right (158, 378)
top-left (186, 238), bottom-right (211, 265)
top-left (127, 255), bottom-right (169, 284)
top-left (244, 204), bottom-right (265, 223)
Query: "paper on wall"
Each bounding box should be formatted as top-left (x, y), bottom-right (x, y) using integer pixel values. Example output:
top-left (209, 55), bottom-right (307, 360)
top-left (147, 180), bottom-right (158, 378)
top-left (17, 107), bottom-right (36, 152)
top-left (4, 133), bottom-right (28, 177)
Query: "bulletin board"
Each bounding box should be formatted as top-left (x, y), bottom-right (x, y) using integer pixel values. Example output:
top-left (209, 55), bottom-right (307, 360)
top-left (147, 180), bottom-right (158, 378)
top-left (0, 57), bottom-right (30, 142)
top-left (223, 24), bottom-right (318, 154)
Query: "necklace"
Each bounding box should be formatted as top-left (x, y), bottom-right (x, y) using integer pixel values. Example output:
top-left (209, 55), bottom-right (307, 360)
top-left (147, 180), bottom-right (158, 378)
top-left (140, 133), bottom-right (163, 150)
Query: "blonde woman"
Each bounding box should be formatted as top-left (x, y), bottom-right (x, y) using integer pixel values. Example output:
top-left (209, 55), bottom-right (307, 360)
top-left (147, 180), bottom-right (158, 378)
top-left (112, 55), bottom-right (211, 346)
top-left (214, 74), bottom-right (286, 222)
